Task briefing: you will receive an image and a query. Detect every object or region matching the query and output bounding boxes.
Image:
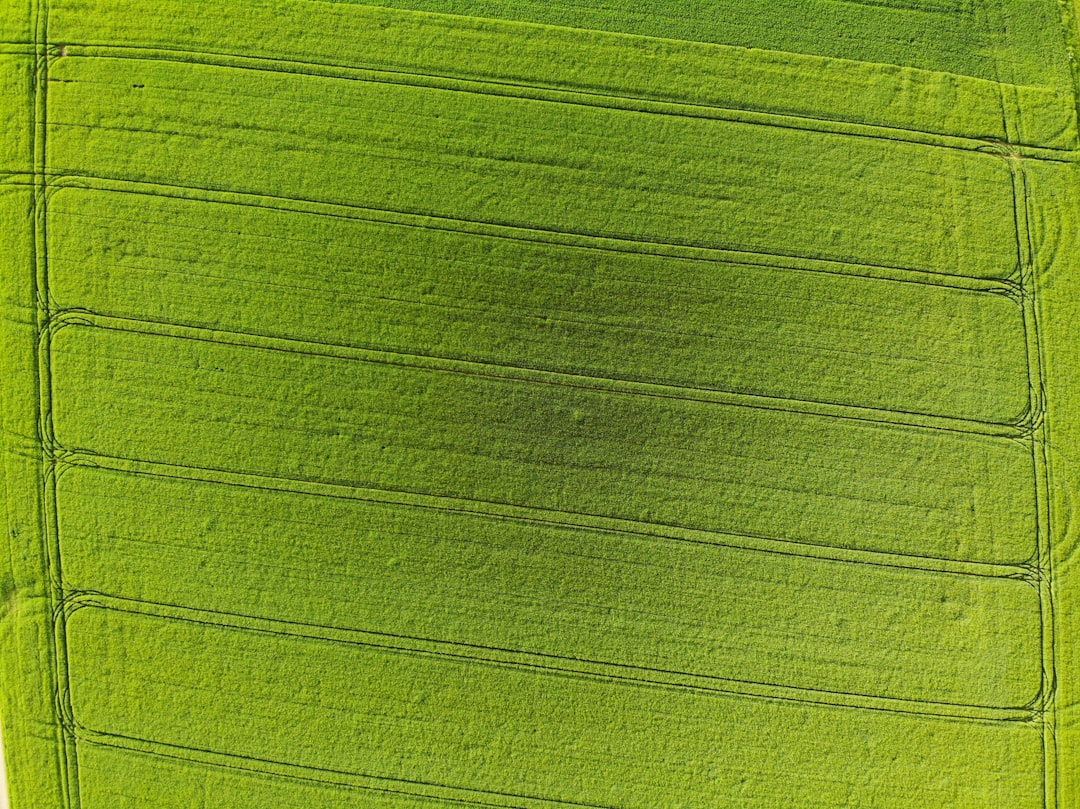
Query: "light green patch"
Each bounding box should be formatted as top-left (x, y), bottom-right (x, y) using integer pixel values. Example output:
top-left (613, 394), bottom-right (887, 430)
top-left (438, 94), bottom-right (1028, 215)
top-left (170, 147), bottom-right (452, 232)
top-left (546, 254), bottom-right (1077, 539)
top-left (3, 1), bottom-right (1080, 807)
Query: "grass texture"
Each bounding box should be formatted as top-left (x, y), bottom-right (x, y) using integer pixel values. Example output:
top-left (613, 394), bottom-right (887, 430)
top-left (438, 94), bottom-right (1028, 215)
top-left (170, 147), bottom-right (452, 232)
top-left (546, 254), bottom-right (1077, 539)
top-left (3, 0), bottom-right (1080, 807)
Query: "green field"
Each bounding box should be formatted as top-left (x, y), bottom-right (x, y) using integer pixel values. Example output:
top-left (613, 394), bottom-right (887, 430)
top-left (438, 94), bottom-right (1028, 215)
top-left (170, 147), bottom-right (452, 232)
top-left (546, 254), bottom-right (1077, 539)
top-left (3, 0), bottom-right (1080, 807)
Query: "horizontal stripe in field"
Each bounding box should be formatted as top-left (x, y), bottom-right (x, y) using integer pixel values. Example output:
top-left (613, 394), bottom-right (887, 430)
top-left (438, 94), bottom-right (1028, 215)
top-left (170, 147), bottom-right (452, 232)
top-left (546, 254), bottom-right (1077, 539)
top-left (66, 606), bottom-right (1045, 809)
top-left (47, 322), bottom-right (1037, 564)
top-left (43, 0), bottom-right (1078, 148)
top-left (76, 744), bottom-right (459, 809)
top-left (46, 187), bottom-right (1031, 425)
top-left (56, 465), bottom-right (1043, 709)
top-left (45, 56), bottom-right (1022, 280)
top-left (324, 0), bottom-right (1071, 91)
top-left (45, 0), bottom-right (1074, 99)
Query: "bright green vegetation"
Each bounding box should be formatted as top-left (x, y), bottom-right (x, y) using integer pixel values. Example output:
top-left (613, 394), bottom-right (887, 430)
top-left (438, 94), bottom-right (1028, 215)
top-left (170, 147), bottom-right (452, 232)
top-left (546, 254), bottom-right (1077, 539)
top-left (51, 0), bottom-right (1073, 90)
top-left (66, 605), bottom-right (1044, 809)
top-left (46, 0), bottom-right (1078, 146)
top-left (348, 0), bottom-right (1073, 89)
top-left (4, 1), bottom-right (1080, 808)
top-left (47, 188), bottom-right (1031, 423)
top-left (49, 320), bottom-right (1037, 564)
top-left (57, 465), bottom-right (1043, 707)
top-left (45, 56), bottom-right (1021, 278)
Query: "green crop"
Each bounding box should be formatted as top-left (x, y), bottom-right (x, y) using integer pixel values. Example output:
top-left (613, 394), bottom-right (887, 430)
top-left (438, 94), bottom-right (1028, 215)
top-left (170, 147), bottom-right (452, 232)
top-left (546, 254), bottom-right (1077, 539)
top-left (3, 1), bottom-right (1080, 807)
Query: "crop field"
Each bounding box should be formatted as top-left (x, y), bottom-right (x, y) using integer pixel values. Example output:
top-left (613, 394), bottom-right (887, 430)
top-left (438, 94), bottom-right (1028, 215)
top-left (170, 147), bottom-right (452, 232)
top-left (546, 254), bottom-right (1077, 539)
top-left (3, 0), bottom-right (1080, 807)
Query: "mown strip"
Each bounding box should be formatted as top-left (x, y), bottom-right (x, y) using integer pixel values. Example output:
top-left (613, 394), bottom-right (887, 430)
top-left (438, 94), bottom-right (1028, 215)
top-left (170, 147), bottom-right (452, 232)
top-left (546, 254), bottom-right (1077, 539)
top-left (43, 0), bottom-right (1078, 148)
top-left (44, 56), bottom-right (1021, 279)
top-left (45, 187), bottom-right (1031, 425)
top-left (47, 321), bottom-right (1037, 564)
top-left (65, 605), bottom-right (1046, 809)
